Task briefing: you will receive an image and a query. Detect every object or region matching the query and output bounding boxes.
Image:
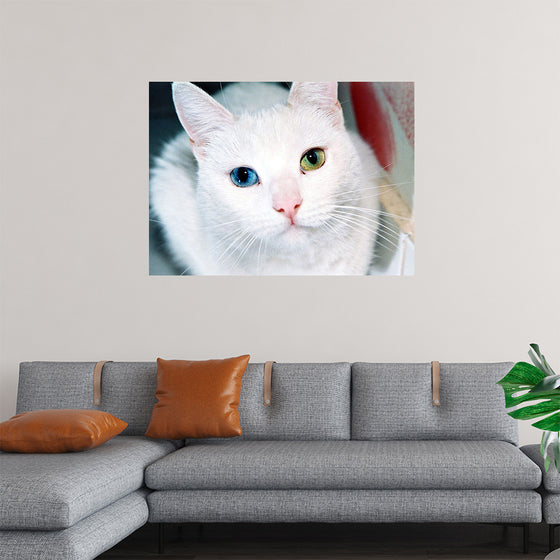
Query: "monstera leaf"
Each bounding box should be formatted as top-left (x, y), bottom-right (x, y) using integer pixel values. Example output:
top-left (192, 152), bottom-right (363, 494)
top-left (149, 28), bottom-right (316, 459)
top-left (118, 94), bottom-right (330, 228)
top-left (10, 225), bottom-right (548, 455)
top-left (497, 344), bottom-right (560, 471)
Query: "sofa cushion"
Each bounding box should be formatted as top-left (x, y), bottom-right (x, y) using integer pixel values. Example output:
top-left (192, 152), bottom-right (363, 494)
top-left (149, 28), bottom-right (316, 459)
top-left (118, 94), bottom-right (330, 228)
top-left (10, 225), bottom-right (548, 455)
top-left (522, 444), bottom-right (560, 493)
top-left (17, 362), bottom-right (96, 413)
top-left (234, 362), bottom-right (351, 440)
top-left (0, 490), bottom-right (149, 560)
top-left (352, 363), bottom-right (518, 444)
top-left (17, 362), bottom-right (160, 436)
top-left (145, 440), bottom-right (540, 491)
top-left (0, 436), bottom-right (177, 530)
top-left (543, 493), bottom-right (560, 524)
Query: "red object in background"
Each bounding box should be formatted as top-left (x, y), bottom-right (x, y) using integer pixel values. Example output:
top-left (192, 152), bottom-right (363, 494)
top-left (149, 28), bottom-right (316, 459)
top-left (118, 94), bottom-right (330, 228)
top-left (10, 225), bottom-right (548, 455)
top-left (350, 82), bottom-right (395, 172)
top-left (350, 82), bottom-right (414, 172)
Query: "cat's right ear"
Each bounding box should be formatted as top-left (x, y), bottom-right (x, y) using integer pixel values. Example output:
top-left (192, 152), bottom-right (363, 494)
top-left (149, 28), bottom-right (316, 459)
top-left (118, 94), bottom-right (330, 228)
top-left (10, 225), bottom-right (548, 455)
top-left (288, 82), bottom-right (343, 126)
top-left (172, 82), bottom-right (234, 158)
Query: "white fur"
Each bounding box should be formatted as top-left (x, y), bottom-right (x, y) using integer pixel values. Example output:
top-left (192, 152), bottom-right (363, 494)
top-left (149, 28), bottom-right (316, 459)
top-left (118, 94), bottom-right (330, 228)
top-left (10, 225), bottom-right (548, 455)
top-left (150, 82), bottom-right (382, 275)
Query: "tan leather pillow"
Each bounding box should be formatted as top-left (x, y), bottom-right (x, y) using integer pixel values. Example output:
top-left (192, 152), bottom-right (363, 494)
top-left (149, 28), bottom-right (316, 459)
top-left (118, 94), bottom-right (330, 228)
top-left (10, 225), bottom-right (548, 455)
top-left (145, 355), bottom-right (250, 439)
top-left (0, 409), bottom-right (128, 453)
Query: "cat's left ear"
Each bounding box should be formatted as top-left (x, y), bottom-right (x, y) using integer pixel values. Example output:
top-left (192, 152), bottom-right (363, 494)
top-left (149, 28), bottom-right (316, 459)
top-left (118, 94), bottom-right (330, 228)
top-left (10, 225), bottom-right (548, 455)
top-left (288, 82), bottom-right (343, 126)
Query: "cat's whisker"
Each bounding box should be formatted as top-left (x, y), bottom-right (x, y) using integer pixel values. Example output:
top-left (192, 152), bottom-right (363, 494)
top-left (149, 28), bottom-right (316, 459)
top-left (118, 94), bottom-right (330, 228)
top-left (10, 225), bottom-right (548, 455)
top-left (329, 213), bottom-right (378, 234)
top-left (214, 229), bottom-right (251, 267)
top-left (332, 185), bottom-right (380, 199)
top-left (219, 230), bottom-right (251, 259)
top-left (257, 238), bottom-right (264, 275)
top-left (320, 219), bottom-right (344, 238)
top-left (337, 189), bottom-right (406, 206)
top-left (330, 219), bottom-right (400, 247)
top-left (328, 218), bottom-right (387, 249)
top-left (334, 181), bottom-right (414, 201)
top-left (301, 206), bottom-right (400, 243)
top-left (334, 205), bottom-right (408, 222)
top-left (229, 230), bottom-right (262, 270)
top-left (330, 217), bottom-right (398, 253)
top-left (377, 162), bottom-right (395, 174)
top-left (333, 219), bottom-right (401, 244)
top-left (335, 182), bottom-right (398, 196)
top-left (330, 208), bottom-right (402, 238)
top-left (329, 213), bottom-right (400, 249)
top-left (344, 177), bottom-right (414, 195)
top-left (262, 238), bottom-right (269, 274)
top-left (239, 232), bottom-right (258, 259)
top-left (343, 179), bottom-right (413, 194)
top-left (231, 233), bottom-right (258, 270)
top-left (334, 192), bottom-right (384, 205)
top-left (218, 226), bottom-right (245, 241)
top-left (376, 180), bottom-right (414, 189)
top-left (333, 205), bottom-right (414, 225)
top-left (369, 163), bottom-right (401, 181)
top-left (372, 232), bottom-right (401, 250)
top-left (205, 216), bottom-right (252, 230)
top-left (372, 237), bottom-right (401, 253)
top-left (377, 209), bottom-right (415, 221)
top-left (214, 226), bottom-right (247, 247)
top-left (365, 162), bottom-right (409, 182)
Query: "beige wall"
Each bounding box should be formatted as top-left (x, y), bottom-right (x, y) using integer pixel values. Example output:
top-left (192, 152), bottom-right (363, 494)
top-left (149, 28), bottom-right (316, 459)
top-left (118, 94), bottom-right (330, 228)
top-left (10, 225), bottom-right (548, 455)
top-left (1, 0), bottom-right (559, 445)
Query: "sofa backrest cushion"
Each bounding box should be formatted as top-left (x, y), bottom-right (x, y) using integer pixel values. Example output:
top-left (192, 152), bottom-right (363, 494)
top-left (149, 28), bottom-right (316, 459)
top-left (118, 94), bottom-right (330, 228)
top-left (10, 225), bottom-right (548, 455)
top-left (236, 362), bottom-right (351, 440)
top-left (17, 362), bottom-right (158, 436)
top-left (17, 361), bottom-right (352, 440)
top-left (351, 362), bottom-right (517, 445)
top-left (17, 362), bottom-right (93, 412)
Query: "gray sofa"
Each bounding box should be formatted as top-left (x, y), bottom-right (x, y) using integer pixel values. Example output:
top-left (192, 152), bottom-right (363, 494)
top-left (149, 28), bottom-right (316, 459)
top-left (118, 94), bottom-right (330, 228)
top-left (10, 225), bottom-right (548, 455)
top-left (0, 361), bottom-right (544, 559)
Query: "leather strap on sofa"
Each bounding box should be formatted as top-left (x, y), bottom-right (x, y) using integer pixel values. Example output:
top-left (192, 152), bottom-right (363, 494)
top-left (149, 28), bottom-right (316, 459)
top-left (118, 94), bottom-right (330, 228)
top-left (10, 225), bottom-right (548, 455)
top-left (432, 361), bottom-right (440, 406)
top-left (93, 361), bottom-right (113, 405)
top-left (264, 361), bottom-right (275, 406)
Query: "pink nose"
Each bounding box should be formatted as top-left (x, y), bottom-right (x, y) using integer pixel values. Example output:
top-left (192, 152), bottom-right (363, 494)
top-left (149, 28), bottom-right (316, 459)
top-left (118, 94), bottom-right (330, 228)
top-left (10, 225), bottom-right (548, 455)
top-left (273, 196), bottom-right (302, 224)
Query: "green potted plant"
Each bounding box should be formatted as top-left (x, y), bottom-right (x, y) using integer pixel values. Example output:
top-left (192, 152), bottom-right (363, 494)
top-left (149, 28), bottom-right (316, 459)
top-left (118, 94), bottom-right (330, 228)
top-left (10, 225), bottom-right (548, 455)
top-left (498, 343), bottom-right (560, 471)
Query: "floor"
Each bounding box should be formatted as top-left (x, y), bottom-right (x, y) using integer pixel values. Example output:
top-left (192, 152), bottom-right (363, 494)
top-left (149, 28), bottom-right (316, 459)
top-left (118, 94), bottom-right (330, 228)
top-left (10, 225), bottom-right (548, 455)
top-left (99, 522), bottom-right (553, 559)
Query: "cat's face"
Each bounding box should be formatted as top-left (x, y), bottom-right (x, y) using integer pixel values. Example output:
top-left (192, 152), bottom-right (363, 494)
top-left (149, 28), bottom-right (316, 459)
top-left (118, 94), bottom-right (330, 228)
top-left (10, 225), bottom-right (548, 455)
top-left (172, 82), bottom-right (364, 257)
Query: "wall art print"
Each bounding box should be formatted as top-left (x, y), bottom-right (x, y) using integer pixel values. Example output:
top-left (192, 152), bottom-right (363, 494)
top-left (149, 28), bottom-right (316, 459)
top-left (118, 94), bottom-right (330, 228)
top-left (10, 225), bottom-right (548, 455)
top-left (149, 82), bottom-right (414, 276)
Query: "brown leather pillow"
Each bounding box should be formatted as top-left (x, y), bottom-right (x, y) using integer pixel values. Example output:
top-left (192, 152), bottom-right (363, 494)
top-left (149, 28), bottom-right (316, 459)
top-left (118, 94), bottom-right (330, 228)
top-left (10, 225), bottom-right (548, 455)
top-left (0, 409), bottom-right (128, 453)
top-left (145, 355), bottom-right (250, 439)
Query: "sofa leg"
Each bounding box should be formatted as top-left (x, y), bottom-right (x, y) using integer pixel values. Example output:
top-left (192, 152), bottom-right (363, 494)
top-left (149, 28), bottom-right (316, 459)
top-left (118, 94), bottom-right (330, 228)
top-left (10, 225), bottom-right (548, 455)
top-left (523, 523), bottom-right (529, 554)
top-left (550, 524), bottom-right (558, 553)
top-left (158, 523), bottom-right (165, 555)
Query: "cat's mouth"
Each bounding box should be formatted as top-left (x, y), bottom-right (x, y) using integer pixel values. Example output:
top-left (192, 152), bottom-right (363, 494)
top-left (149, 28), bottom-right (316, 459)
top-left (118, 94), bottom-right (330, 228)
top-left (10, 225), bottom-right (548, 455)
top-left (278, 220), bottom-right (316, 242)
top-left (266, 212), bottom-right (323, 243)
top-left (283, 219), bottom-right (307, 232)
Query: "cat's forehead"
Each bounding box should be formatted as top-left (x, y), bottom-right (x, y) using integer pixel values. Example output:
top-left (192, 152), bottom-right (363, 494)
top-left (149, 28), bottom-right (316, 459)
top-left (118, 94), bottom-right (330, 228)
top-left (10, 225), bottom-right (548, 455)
top-left (241, 105), bottom-right (334, 144)
top-left (208, 105), bottom-right (340, 167)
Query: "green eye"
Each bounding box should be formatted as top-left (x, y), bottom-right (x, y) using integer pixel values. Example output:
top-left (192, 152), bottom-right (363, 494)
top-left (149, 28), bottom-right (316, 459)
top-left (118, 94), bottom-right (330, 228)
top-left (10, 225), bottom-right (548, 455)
top-left (300, 148), bottom-right (325, 172)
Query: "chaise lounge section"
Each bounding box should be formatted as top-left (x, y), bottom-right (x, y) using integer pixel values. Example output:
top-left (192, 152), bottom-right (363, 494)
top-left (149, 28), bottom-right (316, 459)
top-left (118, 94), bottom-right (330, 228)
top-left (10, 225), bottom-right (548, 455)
top-left (0, 362), bottom-right (178, 560)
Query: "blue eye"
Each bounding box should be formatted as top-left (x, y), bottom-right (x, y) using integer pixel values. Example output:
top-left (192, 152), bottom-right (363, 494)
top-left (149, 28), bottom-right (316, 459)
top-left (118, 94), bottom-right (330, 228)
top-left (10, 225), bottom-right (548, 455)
top-left (230, 167), bottom-right (259, 187)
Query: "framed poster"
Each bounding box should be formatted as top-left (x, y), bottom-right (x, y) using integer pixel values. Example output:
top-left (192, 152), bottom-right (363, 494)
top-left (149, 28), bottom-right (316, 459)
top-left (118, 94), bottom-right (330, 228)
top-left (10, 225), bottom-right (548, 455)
top-left (149, 82), bottom-right (414, 276)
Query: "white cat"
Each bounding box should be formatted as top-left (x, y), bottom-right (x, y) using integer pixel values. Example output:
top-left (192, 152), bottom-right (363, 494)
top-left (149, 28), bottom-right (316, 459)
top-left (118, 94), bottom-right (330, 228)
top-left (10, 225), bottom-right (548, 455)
top-left (150, 82), bottom-right (385, 275)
